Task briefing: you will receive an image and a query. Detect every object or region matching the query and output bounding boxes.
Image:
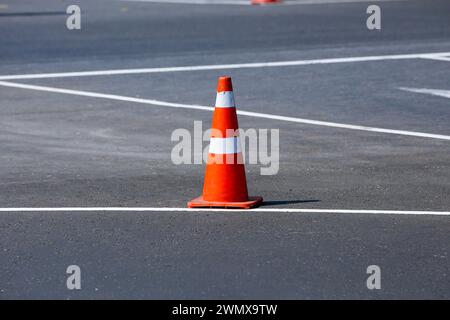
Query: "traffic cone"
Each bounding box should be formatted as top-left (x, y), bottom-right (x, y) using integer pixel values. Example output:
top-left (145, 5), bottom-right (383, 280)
top-left (251, 0), bottom-right (282, 5)
top-left (188, 76), bottom-right (263, 209)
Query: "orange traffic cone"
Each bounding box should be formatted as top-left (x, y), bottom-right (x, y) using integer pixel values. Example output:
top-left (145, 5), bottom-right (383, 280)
top-left (188, 76), bottom-right (263, 209)
top-left (251, 0), bottom-right (282, 5)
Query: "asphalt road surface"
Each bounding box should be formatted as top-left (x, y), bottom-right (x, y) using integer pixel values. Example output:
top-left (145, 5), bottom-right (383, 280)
top-left (0, 0), bottom-right (449, 299)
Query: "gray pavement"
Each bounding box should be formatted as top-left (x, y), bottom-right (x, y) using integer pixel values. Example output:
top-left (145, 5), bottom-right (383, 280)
top-left (0, 0), bottom-right (449, 299)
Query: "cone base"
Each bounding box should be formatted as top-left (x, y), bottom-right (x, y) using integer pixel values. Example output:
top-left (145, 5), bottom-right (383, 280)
top-left (188, 196), bottom-right (263, 209)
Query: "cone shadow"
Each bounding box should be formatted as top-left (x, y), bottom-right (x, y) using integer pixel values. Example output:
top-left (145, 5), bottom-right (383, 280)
top-left (260, 200), bottom-right (320, 207)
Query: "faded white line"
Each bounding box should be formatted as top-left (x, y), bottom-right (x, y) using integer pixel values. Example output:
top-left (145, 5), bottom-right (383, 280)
top-left (120, 0), bottom-right (404, 5)
top-left (399, 87), bottom-right (450, 100)
top-left (0, 207), bottom-right (449, 215)
top-left (421, 56), bottom-right (450, 62)
top-left (283, 0), bottom-right (406, 4)
top-left (1, 80), bottom-right (449, 141)
top-left (1, 52), bottom-right (450, 80)
top-left (120, 0), bottom-right (250, 5)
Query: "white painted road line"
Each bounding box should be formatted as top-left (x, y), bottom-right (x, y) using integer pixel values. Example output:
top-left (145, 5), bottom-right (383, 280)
top-left (399, 87), bottom-right (450, 100)
top-left (120, 0), bottom-right (250, 5)
top-left (1, 80), bottom-right (449, 141)
top-left (0, 80), bottom-right (214, 111)
top-left (0, 207), bottom-right (449, 216)
top-left (283, 0), bottom-right (406, 4)
top-left (1, 51), bottom-right (449, 80)
top-left (421, 55), bottom-right (450, 62)
top-left (120, 0), bottom-right (404, 6)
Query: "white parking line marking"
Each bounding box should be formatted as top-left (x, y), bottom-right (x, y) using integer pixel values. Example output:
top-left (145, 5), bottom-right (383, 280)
top-left (0, 207), bottom-right (449, 215)
top-left (120, 0), bottom-right (250, 5)
top-left (1, 80), bottom-right (449, 141)
top-left (399, 87), bottom-right (450, 100)
top-left (1, 51), bottom-right (449, 80)
top-left (120, 0), bottom-right (403, 5)
top-left (0, 80), bottom-right (214, 111)
top-left (421, 55), bottom-right (450, 62)
top-left (283, 0), bottom-right (405, 4)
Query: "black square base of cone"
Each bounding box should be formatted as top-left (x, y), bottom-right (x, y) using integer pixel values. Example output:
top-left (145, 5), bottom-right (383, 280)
top-left (188, 196), bottom-right (263, 209)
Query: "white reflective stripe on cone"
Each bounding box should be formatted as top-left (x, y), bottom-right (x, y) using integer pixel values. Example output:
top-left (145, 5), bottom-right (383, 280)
top-left (209, 137), bottom-right (242, 154)
top-left (215, 91), bottom-right (235, 108)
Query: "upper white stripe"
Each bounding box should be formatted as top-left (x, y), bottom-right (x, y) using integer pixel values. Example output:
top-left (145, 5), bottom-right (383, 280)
top-left (215, 91), bottom-right (235, 108)
top-left (1, 51), bottom-right (450, 80)
top-left (209, 137), bottom-right (241, 154)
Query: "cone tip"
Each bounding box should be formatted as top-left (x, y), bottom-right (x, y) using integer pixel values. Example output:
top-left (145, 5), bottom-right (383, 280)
top-left (217, 76), bottom-right (233, 92)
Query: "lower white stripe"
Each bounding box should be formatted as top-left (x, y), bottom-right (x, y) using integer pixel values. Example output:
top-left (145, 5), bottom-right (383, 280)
top-left (0, 81), bottom-right (449, 140)
top-left (215, 91), bottom-right (235, 108)
top-left (209, 136), bottom-right (241, 154)
top-left (0, 207), bottom-right (449, 215)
